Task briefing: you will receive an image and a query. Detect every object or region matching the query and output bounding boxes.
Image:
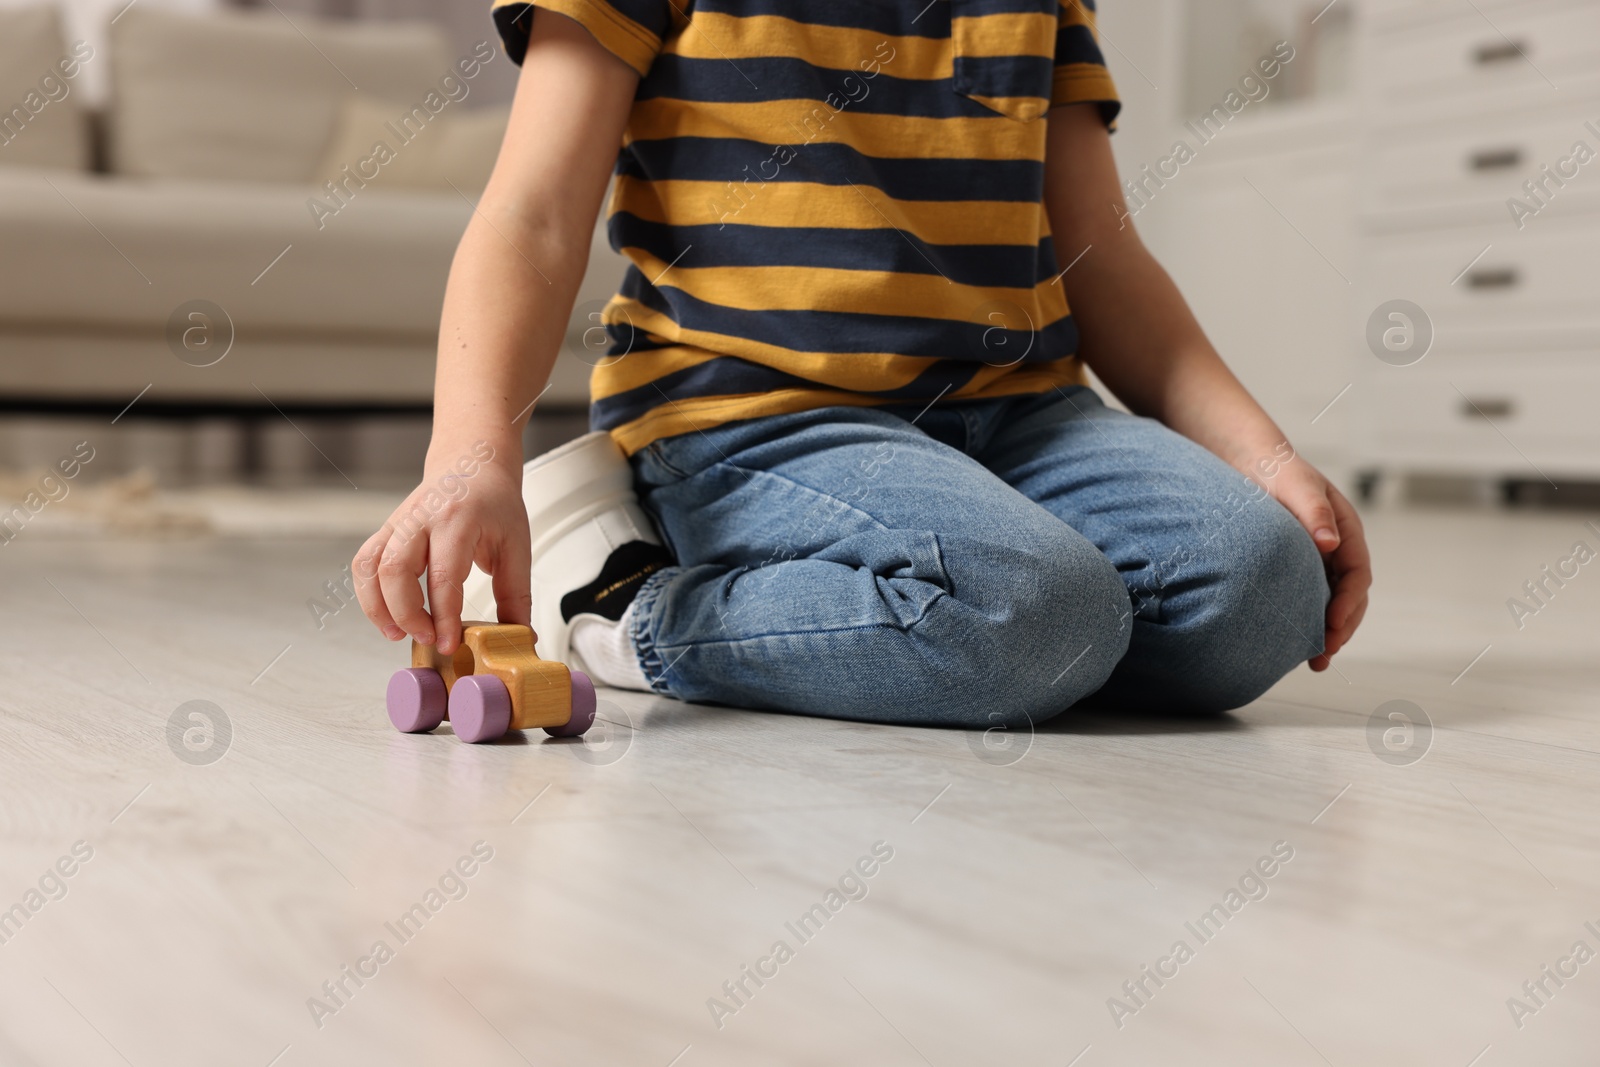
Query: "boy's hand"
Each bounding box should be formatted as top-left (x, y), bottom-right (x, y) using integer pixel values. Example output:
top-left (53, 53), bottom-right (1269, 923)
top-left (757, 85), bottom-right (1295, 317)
top-left (1268, 464), bottom-right (1371, 671)
top-left (352, 452), bottom-right (530, 657)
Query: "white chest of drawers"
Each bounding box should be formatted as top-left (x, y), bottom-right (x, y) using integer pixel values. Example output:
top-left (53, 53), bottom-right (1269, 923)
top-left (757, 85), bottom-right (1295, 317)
top-left (1355, 0), bottom-right (1600, 484)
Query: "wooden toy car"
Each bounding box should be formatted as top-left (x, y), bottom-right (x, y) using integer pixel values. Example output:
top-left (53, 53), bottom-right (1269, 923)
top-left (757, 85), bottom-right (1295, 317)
top-left (385, 623), bottom-right (596, 743)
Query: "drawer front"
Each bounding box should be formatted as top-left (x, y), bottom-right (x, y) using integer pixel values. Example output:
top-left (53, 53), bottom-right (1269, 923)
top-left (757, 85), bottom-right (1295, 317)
top-left (1366, 363), bottom-right (1600, 473)
top-left (1369, 2), bottom-right (1600, 108)
top-left (1365, 223), bottom-right (1600, 349)
top-left (1367, 0), bottom-right (1532, 31)
top-left (1365, 108), bottom-right (1600, 219)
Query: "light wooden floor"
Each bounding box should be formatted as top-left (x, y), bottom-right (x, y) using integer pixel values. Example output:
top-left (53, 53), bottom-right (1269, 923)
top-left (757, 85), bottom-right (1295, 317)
top-left (2, 504), bottom-right (1599, 1066)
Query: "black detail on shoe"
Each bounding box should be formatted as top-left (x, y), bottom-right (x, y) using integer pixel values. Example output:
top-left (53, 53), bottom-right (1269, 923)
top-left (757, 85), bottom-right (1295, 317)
top-left (560, 540), bottom-right (673, 623)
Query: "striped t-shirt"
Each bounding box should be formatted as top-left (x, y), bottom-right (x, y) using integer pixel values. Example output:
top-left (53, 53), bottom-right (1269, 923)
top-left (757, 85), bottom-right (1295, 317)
top-left (491, 0), bottom-right (1120, 455)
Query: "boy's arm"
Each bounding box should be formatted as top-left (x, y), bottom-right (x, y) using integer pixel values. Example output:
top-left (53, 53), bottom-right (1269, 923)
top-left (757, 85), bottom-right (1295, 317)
top-left (353, 12), bottom-right (639, 657)
top-left (1042, 103), bottom-right (1369, 669)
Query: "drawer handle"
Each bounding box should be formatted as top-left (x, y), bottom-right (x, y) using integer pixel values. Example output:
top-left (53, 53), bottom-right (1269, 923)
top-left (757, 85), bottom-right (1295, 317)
top-left (1469, 147), bottom-right (1523, 171)
top-left (1461, 397), bottom-right (1514, 420)
top-left (1466, 267), bottom-right (1520, 289)
top-left (1473, 39), bottom-right (1528, 65)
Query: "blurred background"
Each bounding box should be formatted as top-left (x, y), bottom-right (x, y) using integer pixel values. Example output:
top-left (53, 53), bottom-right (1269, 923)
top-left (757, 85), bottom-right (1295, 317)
top-left (0, 0), bottom-right (1595, 538)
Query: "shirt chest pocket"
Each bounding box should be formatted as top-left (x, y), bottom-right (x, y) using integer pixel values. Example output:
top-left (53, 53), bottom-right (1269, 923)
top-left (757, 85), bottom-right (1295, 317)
top-left (948, 0), bottom-right (1059, 123)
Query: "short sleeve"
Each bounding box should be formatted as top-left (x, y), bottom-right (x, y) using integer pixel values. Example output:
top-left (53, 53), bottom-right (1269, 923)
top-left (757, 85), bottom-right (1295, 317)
top-left (1052, 0), bottom-right (1121, 126)
top-left (491, 0), bottom-right (669, 77)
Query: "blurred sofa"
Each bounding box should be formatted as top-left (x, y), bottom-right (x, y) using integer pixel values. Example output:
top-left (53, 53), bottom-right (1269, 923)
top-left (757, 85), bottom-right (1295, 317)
top-left (0, 2), bottom-right (612, 413)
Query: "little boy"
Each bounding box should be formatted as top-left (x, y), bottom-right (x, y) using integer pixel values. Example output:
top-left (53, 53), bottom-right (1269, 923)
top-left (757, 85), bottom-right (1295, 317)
top-left (353, 0), bottom-right (1369, 726)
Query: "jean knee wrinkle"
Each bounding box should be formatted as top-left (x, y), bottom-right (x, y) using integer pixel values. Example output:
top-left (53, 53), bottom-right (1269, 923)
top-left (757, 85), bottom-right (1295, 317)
top-left (812, 526), bottom-right (953, 630)
top-left (890, 526), bottom-right (1131, 728)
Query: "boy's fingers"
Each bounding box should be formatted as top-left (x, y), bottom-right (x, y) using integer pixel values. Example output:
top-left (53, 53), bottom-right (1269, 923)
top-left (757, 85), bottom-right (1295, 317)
top-left (379, 526), bottom-right (433, 644)
top-left (1345, 598), bottom-right (1369, 645)
top-left (1327, 592), bottom-right (1368, 654)
top-left (490, 528), bottom-right (533, 628)
top-left (1329, 562), bottom-right (1371, 627)
top-left (427, 531), bottom-right (475, 655)
top-left (1293, 490), bottom-right (1341, 552)
top-left (1306, 484), bottom-right (1372, 670)
top-left (353, 528), bottom-right (405, 640)
top-left (1328, 488), bottom-right (1371, 579)
top-left (1325, 517), bottom-right (1371, 638)
top-left (1321, 572), bottom-right (1369, 660)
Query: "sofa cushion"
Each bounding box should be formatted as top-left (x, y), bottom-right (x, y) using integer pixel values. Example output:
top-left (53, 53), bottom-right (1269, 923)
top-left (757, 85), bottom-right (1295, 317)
top-left (0, 4), bottom-right (92, 172)
top-left (0, 166), bottom-right (616, 405)
top-left (0, 167), bottom-right (466, 334)
top-left (0, 165), bottom-right (627, 334)
top-left (108, 5), bottom-right (454, 183)
top-left (314, 94), bottom-right (509, 195)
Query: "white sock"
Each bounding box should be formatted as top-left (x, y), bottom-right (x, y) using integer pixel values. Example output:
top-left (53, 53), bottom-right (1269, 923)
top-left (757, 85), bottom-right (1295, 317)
top-left (568, 600), bottom-right (650, 691)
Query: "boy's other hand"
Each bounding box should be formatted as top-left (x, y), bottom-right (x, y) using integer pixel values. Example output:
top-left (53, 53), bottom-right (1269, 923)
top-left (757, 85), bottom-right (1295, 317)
top-left (351, 454), bottom-right (530, 657)
top-left (1270, 465), bottom-right (1371, 671)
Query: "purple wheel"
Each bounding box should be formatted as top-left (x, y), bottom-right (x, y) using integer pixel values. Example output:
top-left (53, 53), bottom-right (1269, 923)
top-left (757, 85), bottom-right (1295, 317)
top-left (387, 668), bottom-right (446, 733)
top-left (543, 670), bottom-right (597, 737)
top-left (449, 674), bottom-right (512, 743)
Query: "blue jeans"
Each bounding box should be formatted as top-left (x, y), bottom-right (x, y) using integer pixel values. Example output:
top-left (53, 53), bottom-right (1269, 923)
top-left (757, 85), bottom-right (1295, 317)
top-left (624, 387), bottom-right (1328, 726)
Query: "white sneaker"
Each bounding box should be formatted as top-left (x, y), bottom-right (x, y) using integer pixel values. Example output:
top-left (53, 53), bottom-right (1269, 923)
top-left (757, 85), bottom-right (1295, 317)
top-left (461, 432), bottom-right (672, 671)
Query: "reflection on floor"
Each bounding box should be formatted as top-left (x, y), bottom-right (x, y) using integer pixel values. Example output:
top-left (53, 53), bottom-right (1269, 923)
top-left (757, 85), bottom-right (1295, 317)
top-left (0, 505), bottom-right (1597, 1066)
